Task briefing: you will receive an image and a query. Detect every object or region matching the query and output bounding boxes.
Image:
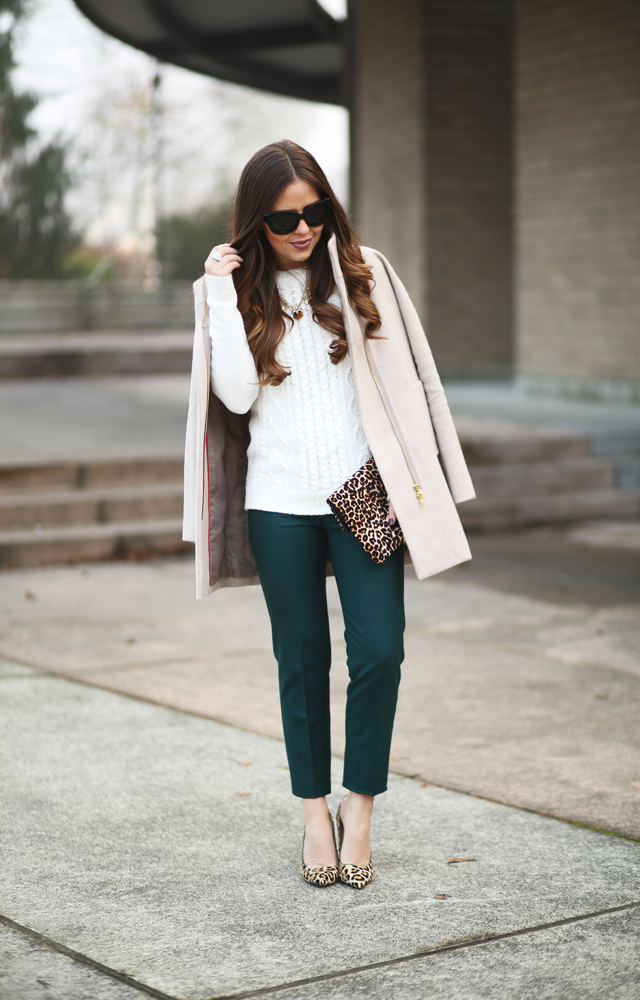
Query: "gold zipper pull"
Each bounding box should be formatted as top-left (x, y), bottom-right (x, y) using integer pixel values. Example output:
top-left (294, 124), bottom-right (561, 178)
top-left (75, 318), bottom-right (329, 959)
top-left (413, 483), bottom-right (425, 505)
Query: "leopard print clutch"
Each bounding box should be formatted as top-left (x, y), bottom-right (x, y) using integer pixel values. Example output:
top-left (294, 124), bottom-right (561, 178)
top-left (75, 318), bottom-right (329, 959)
top-left (327, 456), bottom-right (404, 564)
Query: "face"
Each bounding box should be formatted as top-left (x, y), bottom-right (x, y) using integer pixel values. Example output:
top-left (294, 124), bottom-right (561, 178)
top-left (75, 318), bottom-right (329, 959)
top-left (262, 178), bottom-right (325, 270)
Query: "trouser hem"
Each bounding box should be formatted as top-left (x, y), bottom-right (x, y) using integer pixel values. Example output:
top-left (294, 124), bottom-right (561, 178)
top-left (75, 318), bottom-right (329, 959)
top-left (292, 785), bottom-right (332, 799)
top-left (342, 780), bottom-right (388, 797)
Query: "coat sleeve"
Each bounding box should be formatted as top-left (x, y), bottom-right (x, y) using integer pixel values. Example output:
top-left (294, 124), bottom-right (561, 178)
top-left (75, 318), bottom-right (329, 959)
top-left (370, 249), bottom-right (476, 504)
top-left (205, 274), bottom-right (260, 414)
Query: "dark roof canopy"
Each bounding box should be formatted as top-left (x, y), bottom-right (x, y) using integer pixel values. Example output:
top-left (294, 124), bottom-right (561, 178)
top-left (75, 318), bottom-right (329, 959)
top-left (73, 0), bottom-right (346, 105)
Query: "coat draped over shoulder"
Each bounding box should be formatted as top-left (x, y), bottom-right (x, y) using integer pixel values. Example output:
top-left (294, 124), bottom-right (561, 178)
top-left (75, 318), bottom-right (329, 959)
top-left (183, 236), bottom-right (475, 599)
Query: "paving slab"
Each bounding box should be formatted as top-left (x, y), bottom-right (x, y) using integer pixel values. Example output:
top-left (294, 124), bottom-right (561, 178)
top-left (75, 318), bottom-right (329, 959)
top-left (444, 381), bottom-right (640, 440)
top-left (0, 376), bottom-right (189, 464)
top-left (441, 528), bottom-right (640, 607)
top-left (271, 908), bottom-right (640, 1000)
top-left (1, 549), bottom-right (639, 837)
top-left (1, 672), bottom-right (639, 1000)
top-left (0, 920), bottom-right (144, 1000)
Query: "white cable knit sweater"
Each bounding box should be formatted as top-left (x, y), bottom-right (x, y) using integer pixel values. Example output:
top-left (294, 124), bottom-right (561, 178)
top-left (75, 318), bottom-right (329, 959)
top-left (205, 268), bottom-right (371, 515)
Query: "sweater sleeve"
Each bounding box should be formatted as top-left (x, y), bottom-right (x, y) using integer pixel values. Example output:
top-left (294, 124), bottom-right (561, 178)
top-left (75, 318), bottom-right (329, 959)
top-left (205, 274), bottom-right (260, 414)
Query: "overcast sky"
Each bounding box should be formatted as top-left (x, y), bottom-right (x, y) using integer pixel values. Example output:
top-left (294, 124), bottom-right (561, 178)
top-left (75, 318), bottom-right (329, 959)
top-left (12, 0), bottom-right (349, 248)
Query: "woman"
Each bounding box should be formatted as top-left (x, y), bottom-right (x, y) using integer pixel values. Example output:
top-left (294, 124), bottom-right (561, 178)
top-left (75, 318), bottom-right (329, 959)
top-left (183, 140), bottom-right (475, 890)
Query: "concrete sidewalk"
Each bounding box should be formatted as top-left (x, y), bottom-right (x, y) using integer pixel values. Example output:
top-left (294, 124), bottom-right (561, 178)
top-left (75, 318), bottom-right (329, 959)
top-left (1, 530), bottom-right (639, 999)
top-left (0, 376), bottom-right (189, 464)
top-left (1, 373), bottom-right (639, 997)
top-left (1, 667), bottom-right (639, 1000)
top-left (1, 546), bottom-right (639, 837)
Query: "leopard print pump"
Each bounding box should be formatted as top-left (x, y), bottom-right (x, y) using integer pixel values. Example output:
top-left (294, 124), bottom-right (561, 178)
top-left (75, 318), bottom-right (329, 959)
top-left (336, 796), bottom-right (374, 889)
top-left (301, 819), bottom-right (339, 887)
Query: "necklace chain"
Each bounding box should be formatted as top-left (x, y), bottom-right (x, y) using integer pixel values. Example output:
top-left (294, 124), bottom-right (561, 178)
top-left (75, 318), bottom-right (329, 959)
top-left (279, 275), bottom-right (310, 322)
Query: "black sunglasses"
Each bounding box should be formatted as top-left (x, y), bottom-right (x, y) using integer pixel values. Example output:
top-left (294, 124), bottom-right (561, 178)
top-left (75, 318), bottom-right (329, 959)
top-left (263, 197), bottom-right (332, 235)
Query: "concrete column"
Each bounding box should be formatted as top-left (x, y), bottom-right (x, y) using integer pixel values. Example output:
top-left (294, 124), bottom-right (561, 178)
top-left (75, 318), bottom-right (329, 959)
top-left (349, 0), bottom-right (427, 318)
top-left (516, 0), bottom-right (640, 402)
top-left (350, 0), bottom-right (513, 379)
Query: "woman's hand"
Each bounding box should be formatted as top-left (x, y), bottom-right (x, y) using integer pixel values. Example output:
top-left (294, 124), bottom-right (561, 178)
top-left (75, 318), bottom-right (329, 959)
top-left (205, 243), bottom-right (243, 277)
top-left (388, 502), bottom-right (397, 526)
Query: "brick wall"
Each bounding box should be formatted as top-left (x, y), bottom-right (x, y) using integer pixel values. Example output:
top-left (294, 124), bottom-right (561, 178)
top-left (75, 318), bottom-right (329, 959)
top-left (516, 0), bottom-right (640, 397)
top-left (350, 0), bottom-right (427, 317)
top-left (350, 0), bottom-right (513, 378)
top-left (425, 0), bottom-right (513, 378)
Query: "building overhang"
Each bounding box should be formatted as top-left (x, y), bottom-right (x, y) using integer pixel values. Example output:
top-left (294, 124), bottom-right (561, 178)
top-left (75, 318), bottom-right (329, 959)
top-left (72, 0), bottom-right (346, 106)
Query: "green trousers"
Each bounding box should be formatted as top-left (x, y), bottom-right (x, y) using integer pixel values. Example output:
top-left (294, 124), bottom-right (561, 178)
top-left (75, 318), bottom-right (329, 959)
top-left (248, 510), bottom-right (405, 798)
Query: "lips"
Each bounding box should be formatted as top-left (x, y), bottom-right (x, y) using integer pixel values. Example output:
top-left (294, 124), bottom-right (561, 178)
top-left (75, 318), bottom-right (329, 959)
top-left (291, 238), bottom-right (312, 250)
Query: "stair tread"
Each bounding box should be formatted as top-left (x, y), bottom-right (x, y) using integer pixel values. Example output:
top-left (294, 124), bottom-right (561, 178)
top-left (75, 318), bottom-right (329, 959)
top-left (0, 332), bottom-right (192, 354)
top-left (466, 487), bottom-right (639, 508)
top-left (456, 418), bottom-right (591, 463)
top-left (456, 417), bottom-right (587, 440)
top-left (0, 454), bottom-right (183, 470)
top-left (0, 518), bottom-right (184, 544)
top-left (0, 483), bottom-right (183, 508)
top-left (0, 455), bottom-right (184, 494)
top-left (468, 456), bottom-right (614, 474)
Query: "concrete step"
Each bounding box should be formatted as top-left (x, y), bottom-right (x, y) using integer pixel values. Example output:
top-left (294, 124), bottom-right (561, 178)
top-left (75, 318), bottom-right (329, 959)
top-left (0, 484), bottom-right (184, 531)
top-left (0, 331), bottom-right (192, 378)
top-left (456, 417), bottom-right (589, 464)
top-left (469, 457), bottom-right (614, 500)
top-left (0, 456), bottom-right (184, 495)
top-left (0, 519), bottom-right (190, 568)
top-left (460, 488), bottom-right (640, 532)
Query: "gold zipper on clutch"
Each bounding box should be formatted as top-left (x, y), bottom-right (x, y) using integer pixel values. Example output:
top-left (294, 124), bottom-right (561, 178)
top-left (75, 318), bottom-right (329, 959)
top-left (361, 326), bottom-right (425, 505)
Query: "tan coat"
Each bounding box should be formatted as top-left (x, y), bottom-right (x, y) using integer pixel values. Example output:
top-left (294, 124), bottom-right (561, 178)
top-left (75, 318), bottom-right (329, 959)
top-left (183, 236), bottom-right (475, 599)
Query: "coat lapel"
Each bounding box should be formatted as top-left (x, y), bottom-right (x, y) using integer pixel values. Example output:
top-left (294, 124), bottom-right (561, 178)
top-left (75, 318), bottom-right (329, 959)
top-left (327, 235), bottom-right (365, 366)
top-left (327, 235), bottom-right (376, 431)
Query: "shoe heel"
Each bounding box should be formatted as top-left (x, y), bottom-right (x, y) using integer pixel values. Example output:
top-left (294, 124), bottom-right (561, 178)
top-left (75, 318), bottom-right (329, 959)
top-left (335, 795), bottom-right (374, 890)
top-left (301, 824), bottom-right (339, 888)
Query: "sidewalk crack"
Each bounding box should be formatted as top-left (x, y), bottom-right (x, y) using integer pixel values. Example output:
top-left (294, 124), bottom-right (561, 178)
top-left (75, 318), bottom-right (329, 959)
top-left (2, 900), bottom-right (638, 1000)
top-left (218, 900), bottom-right (640, 1000)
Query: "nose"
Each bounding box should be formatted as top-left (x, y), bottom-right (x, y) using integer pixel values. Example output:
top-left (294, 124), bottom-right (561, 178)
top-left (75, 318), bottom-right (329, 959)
top-left (294, 219), bottom-right (311, 236)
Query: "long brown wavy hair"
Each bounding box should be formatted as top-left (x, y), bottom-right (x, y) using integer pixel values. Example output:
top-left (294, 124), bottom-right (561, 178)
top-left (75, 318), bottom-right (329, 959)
top-left (220, 140), bottom-right (381, 387)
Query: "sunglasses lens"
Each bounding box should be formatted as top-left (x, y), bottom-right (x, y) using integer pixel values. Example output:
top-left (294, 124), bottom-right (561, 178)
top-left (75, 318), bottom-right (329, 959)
top-left (264, 199), bottom-right (331, 235)
top-left (267, 212), bottom-right (298, 235)
top-left (304, 201), bottom-right (331, 227)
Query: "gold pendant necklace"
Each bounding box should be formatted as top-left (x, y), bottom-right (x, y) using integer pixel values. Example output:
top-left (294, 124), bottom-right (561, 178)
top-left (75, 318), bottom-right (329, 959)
top-left (279, 276), bottom-right (310, 322)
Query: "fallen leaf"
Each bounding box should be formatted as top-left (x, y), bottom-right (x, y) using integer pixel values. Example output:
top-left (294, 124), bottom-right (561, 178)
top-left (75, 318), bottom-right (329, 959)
top-left (280, 765), bottom-right (289, 770)
top-left (421, 782), bottom-right (428, 788)
top-left (126, 638), bottom-right (136, 645)
top-left (433, 893), bottom-right (451, 900)
top-left (447, 857), bottom-right (477, 864)
top-left (37, 981), bottom-right (50, 987)
top-left (594, 693), bottom-right (609, 700)
top-left (237, 792), bottom-right (251, 797)
top-left (24, 590), bottom-right (36, 601)
top-left (484, 934), bottom-right (494, 940)
top-left (389, 756), bottom-right (407, 761)
top-left (630, 780), bottom-right (640, 791)
top-left (235, 760), bottom-right (252, 766)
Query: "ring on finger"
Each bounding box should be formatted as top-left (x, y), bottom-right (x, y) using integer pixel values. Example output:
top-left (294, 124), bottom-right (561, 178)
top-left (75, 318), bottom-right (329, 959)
top-left (211, 251), bottom-right (222, 262)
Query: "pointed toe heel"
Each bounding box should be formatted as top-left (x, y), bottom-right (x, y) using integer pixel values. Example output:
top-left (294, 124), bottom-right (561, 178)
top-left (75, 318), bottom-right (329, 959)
top-left (336, 797), bottom-right (374, 890)
top-left (301, 819), bottom-right (339, 887)
top-left (338, 860), bottom-right (374, 890)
